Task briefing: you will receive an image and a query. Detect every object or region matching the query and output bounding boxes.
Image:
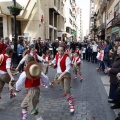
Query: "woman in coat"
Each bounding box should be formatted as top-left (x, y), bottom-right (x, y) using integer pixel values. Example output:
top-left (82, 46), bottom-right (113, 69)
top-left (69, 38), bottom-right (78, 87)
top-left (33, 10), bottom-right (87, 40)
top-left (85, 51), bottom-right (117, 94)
top-left (106, 45), bottom-right (120, 109)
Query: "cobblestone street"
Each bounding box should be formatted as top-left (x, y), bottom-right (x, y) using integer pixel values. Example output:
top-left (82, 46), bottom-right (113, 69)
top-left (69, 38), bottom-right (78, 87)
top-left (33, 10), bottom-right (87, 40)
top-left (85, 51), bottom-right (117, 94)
top-left (0, 61), bottom-right (116, 120)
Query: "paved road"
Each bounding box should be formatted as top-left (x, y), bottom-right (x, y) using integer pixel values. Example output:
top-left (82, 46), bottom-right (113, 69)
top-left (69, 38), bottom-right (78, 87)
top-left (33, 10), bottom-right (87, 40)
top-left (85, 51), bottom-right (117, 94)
top-left (0, 61), bottom-right (116, 120)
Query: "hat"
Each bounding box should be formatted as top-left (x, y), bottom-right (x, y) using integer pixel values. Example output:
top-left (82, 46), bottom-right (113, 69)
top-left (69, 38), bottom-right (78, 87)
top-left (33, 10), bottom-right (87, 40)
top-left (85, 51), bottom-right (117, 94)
top-left (26, 61), bottom-right (41, 80)
top-left (115, 37), bottom-right (120, 42)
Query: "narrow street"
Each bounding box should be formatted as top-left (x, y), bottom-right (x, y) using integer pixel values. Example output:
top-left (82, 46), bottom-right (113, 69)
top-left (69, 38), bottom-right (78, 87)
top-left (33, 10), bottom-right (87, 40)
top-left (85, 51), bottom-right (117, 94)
top-left (0, 61), bottom-right (116, 120)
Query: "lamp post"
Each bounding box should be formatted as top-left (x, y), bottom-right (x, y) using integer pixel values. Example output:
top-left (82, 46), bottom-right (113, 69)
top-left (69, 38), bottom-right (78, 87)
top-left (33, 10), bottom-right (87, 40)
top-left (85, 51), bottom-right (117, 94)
top-left (9, 0), bottom-right (18, 67)
top-left (13, 0), bottom-right (17, 55)
top-left (94, 13), bottom-right (97, 41)
top-left (1, 0), bottom-right (22, 67)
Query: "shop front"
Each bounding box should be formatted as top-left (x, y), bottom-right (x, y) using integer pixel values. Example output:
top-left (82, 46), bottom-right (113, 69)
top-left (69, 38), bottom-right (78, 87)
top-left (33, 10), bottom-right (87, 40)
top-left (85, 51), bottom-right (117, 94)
top-left (111, 27), bottom-right (120, 41)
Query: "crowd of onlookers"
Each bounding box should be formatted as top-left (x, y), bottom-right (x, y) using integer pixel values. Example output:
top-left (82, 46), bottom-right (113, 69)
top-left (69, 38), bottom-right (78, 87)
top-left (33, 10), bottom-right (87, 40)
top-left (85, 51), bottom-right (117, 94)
top-left (81, 38), bottom-right (120, 120)
top-left (0, 36), bottom-right (120, 119)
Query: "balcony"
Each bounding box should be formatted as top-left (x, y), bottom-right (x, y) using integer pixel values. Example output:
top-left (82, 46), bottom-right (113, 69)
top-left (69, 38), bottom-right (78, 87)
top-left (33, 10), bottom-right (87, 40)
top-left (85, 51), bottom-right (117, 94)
top-left (49, 0), bottom-right (60, 15)
top-left (71, 2), bottom-right (76, 8)
top-left (99, 0), bottom-right (107, 13)
top-left (98, 23), bottom-right (105, 31)
top-left (112, 13), bottom-right (120, 27)
top-left (72, 12), bottom-right (76, 17)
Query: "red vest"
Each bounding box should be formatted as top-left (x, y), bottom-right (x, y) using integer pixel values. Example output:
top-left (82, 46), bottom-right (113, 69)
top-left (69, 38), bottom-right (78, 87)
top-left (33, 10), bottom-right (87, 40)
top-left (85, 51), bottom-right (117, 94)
top-left (28, 53), bottom-right (38, 61)
top-left (43, 55), bottom-right (51, 61)
top-left (0, 55), bottom-right (9, 72)
top-left (73, 56), bottom-right (81, 66)
top-left (73, 57), bottom-right (80, 63)
top-left (66, 49), bottom-right (70, 53)
top-left (76, 49), bottom-right (80, 53)
top-left (54, 54), bottom-right (68, 72)
top-left (0, 43), bottom-right (7, 54)
top-left (25, 77), bottom-right (40, 88)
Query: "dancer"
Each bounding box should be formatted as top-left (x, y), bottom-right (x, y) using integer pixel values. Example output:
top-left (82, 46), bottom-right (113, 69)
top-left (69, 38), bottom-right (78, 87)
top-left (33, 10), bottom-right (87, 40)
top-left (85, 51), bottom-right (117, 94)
top-left (65, 45), bottom-right (71, 57)
top-left (72, 52), bottom-right (83, 81)
top-left (16, 45), bottom-right (48, 88)
top-left (42, 50), bottom-right (51, 75)
top-left (0, 47), bottom-right (16, 99)
top-left (49, 45), bottom-right (75, 114)
top-left (16, 56), bottom-right (48, 120)
top-left (75, 46), bottom-right (81, 54)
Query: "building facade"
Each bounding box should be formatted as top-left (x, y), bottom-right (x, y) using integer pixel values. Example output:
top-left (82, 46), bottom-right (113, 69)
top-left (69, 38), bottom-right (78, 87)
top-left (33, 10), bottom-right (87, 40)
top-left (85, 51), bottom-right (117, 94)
top-left (76, 8), bottom-right (83, 41)
top-left (63, 0), bottom-right (78, 41)
top-left (0, 0), bottom-right (45, 40)
top-left (0, 0), bottom-right (81, 41)
top-left (90, 0), bottom-right (120, 41)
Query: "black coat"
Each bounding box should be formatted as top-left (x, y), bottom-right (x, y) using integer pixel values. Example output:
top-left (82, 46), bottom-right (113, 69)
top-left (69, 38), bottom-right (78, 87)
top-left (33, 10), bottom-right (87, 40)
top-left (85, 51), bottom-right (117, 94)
top-left (109, 56), bottom-right (120, 84)
top-left (35, 43), bottom-right (42, 55)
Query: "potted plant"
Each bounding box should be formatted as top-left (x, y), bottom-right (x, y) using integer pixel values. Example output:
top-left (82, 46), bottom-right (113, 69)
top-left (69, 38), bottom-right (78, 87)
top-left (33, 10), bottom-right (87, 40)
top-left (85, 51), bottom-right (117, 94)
top-left (91, 27), bottom-right (98, 32)
top-left (7, 6), bottom-right (23, 16)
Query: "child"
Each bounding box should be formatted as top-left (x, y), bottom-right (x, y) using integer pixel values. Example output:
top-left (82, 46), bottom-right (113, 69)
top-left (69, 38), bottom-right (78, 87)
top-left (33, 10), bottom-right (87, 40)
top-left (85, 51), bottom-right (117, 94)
top-left (0, 47), bottom-right (16, 99)
top-left (16, 45), bottom-right (48, 88)
top-left (16, 56), bottom-right (48, 120)
top-left (75, 46), bottom-right (81, 54)
top-left (49, 45), bottom-right (75, 114)
top-left (72, 52), bottom-right (83, 81)
top-left (65, 45), bottom-right (71, 53)
top-left (96, 49), bottom-right (104, 72)
top-left (42, 50), bottom-right (51, 75)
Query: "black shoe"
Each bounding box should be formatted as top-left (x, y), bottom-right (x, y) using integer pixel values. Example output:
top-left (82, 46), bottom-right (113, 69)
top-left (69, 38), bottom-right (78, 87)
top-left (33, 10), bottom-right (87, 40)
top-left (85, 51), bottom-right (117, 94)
top-left (115, 117), bottom-right (120, 120)
top-left (111, 103), bottom-right (120, 109)
top-left (108, 100), bottom-right (117, 103)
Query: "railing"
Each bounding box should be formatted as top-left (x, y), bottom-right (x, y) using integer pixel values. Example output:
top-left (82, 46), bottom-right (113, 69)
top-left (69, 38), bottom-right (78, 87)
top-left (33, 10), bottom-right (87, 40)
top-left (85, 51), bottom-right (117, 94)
top-left (98, 23), bottom-right (105, 30)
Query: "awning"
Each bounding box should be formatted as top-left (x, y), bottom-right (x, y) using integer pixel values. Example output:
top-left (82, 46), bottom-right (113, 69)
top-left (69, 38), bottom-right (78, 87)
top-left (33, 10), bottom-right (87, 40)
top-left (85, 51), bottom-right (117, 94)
top-left (57, 31), bottom-right (73, 38)
top-left (62, 32), bottom-right (73, 38)
top-left (112, 27), bottom-right (120, 33)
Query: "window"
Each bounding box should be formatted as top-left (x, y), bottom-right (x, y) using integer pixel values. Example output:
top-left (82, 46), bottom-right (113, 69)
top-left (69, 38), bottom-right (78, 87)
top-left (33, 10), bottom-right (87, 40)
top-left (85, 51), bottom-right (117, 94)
top-left (114, 2), bottom-right (119, 17)
top-left (0, 17), bottom-right (3, 37)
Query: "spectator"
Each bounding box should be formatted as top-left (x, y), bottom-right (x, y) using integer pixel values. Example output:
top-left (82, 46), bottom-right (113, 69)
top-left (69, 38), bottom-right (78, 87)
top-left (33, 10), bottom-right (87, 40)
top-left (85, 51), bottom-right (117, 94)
top-left (91, 41), bottom-right (98, 63)
top-left (0, 38), bottom-right (7, 54)
top-left (17, 38), bottom-right (26, 72)
top-left (52, 39), bottom-right (59, 58)
top-left (103, 40), bottom-right (111, 70)
top-left (35, 38), bottom-right (42, 56)
top-left (87, 42), bottom-right (92, 62)
top-left (30, 38), bottom-right (36, 46)
top-left (106, 45), bottom-right (120, 109)
top-left (4, 37), bottom-right (11, 47)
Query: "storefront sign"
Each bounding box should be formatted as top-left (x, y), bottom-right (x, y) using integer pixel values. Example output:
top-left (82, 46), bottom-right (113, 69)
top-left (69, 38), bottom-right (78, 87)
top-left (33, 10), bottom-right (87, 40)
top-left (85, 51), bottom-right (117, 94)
top-left (112, 27), bottom-right (120, 33)
top-left (57, 32), bottom-right (62, 37)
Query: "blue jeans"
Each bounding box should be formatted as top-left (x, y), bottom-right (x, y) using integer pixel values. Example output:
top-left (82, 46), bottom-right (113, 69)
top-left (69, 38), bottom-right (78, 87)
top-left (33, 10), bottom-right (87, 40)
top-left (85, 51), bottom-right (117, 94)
top-left (104, 61), bottom-right (109, 69)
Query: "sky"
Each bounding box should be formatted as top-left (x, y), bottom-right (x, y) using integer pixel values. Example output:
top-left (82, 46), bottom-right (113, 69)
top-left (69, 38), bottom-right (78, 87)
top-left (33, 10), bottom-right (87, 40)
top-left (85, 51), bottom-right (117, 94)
top-left (76, 0), bottom-right (90, 37)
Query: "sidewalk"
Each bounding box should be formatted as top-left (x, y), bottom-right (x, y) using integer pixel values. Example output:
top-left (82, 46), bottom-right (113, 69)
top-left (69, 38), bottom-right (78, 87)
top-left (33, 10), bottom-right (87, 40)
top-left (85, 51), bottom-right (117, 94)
top-left (101, 73), bottom-right (119, 117)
